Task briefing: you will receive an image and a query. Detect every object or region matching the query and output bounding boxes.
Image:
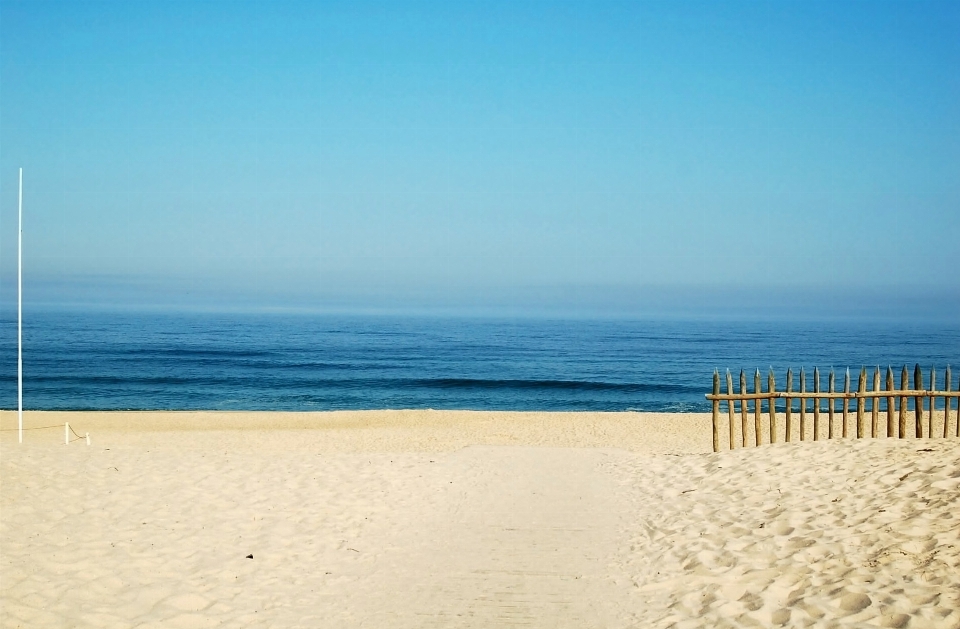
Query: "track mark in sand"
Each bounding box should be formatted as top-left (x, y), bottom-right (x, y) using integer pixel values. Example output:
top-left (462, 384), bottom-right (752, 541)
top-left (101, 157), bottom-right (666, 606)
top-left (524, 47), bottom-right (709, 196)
top-left (351, 446), bottom-right (637, 628)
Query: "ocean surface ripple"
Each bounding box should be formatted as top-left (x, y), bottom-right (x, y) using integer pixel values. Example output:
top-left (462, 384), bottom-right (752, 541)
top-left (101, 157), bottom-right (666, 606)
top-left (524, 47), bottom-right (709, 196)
top-left (1, 312), bottom-right (957, 412)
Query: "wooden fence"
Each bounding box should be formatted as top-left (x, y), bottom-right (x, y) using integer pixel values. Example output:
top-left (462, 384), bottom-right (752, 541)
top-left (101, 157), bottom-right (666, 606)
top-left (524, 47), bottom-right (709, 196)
top-left (706, 365), bottom-right (959, 452)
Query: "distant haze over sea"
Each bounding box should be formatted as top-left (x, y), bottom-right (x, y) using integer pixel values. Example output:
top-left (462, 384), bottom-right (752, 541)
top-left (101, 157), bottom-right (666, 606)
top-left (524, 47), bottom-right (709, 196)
top-left (1, 274), bottom-right (957, 322)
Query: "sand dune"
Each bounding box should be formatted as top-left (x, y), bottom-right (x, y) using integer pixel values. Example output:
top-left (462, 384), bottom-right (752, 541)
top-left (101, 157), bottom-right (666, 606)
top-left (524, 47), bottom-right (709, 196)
top-left (618, 439), bottom-right (960, 628)
top-left (2, 411), bottom-right (958, 628)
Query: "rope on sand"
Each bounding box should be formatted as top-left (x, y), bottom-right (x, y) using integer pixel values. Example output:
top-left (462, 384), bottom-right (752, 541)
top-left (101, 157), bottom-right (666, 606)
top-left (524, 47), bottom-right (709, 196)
top-left (1, 425), bottom-right (69, 431)
top-left (1, 423), bottom-right (89, 444)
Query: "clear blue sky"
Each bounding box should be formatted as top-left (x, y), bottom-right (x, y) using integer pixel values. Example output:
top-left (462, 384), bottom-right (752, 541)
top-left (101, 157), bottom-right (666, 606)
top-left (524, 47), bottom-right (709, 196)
top-left (1, 0), bottom-right (958, 316)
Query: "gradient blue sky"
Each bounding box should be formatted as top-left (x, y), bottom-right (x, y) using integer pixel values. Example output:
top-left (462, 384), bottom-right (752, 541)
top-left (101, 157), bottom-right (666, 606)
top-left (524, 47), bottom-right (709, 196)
top-left (1, 0), bottom-right (958, 316)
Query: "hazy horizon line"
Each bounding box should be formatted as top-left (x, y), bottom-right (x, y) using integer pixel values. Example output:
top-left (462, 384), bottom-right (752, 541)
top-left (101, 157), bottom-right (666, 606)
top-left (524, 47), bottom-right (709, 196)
top-left (0, 275), bottom-right (957, 322)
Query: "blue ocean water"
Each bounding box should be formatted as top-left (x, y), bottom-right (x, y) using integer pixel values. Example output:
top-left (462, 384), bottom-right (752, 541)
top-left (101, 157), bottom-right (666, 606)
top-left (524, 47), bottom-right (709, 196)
top-left (1, 311), bottom-right (958, 412)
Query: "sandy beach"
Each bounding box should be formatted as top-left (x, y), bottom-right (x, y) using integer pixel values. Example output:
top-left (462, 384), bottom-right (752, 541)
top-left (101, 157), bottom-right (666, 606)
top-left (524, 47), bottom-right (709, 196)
top-left (2, 410), bottom-right (958, 628)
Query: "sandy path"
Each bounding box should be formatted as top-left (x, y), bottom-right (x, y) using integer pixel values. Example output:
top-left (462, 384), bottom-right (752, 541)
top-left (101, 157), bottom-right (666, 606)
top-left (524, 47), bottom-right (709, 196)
top-left (1, 440), bottom-right (637, 629)
top-left (343, 447), bottom-right (636, 627)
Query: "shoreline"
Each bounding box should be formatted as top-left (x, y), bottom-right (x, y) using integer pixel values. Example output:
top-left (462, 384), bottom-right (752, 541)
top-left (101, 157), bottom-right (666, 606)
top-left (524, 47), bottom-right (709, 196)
top-left (0, 409), bottom-right (714, 454)
top-left (4, 409), bottom-right (953, 453)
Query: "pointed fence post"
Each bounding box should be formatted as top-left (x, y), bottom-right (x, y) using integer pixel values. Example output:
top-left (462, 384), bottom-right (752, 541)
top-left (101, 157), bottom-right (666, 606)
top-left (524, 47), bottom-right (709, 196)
top-left (813, 367), bottom-right (821, 441)
top-left (843, 368), bottom-right (851, 438)
top-left (900, 366), bottom-right (909, 438)
top-left (785, 369), bottom-right (793, 442)
top-left (947, 367), bottom-right (960, 437)
top-left (929, 366), bottom-right (936, 438)
top-left (768, 369), bottom-right (777, 443)
top-left (856, 367), bottom-right (866, 438)
top-left (914, 364), bottom-right (923, 438)
top-left (740, 370), bottom-right (748, 448)
top-left (946, 365), bottom-right (954, 438)
top-left (726, 370), bottom-right (736, 450)
top-left (828, 370), bottom-right (836, 439)
top-left (712, 370), bottom-right (720, 453)
top-left (754, 369), bottom-right (762, 446)
top-left (886, 367), bottom-right (896, 438)
top-left (799, 368), bottom-right (806, 441)
top-left (871, 367), bottom-right (880, 438)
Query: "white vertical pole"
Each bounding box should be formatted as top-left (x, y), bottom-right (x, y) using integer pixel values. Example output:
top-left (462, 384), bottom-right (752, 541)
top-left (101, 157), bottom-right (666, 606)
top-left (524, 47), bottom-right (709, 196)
top-left (18, 168), bottom-right (23, 444)
top-left (65, 422), bottom-right (69, 445)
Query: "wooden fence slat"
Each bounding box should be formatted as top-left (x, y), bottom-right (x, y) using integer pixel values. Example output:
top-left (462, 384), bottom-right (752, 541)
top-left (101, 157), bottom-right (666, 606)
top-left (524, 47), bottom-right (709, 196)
top-left (828, 370), bottom-right (836, 439)
top-left (942, 368), bottom-right (949, 437)
top-left (857, 367), bottom-right (866, 438)
top-left (900, 365), bottom-right (908, 439)
top-left (768, 370), bottom-right (777, 444)
top-left (953, 364), bottom-right (960, 437)
top-left (930, 366), bottom-right (936, 439)
top-left (754, 369), bottom-right (762, 447)
top-left (799, 368), bottom-right (806, 441)
top-left (871, 367), bottom-right (880, 437)
top-left (813, 367), bottom-right (821, 441)
top-left (886, 366), bottom-right (895, 438)
top-left (740, 370), bottom-right (748, 448)
top-left (843, 368), bottom-right (851, 438)
top-left (947, 365), bottom-right (955, 438)
top-left (785, 369), bottom-right (793, 443)
top-left (712, 370), bottom-right (720, 453)
top-left (726, 369), bottom-right (735, 450)
top-left (914, 364), bottom-right (923, 438)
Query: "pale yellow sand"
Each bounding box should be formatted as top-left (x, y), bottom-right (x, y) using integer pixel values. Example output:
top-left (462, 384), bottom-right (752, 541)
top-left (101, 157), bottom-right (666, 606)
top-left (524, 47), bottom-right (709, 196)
top-left (2, 411), bottom-right (958, 628)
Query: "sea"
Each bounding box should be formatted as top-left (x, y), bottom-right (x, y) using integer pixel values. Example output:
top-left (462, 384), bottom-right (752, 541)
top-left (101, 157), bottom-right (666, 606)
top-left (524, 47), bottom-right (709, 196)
top-left (1, 311), bottom-right (958, 412)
